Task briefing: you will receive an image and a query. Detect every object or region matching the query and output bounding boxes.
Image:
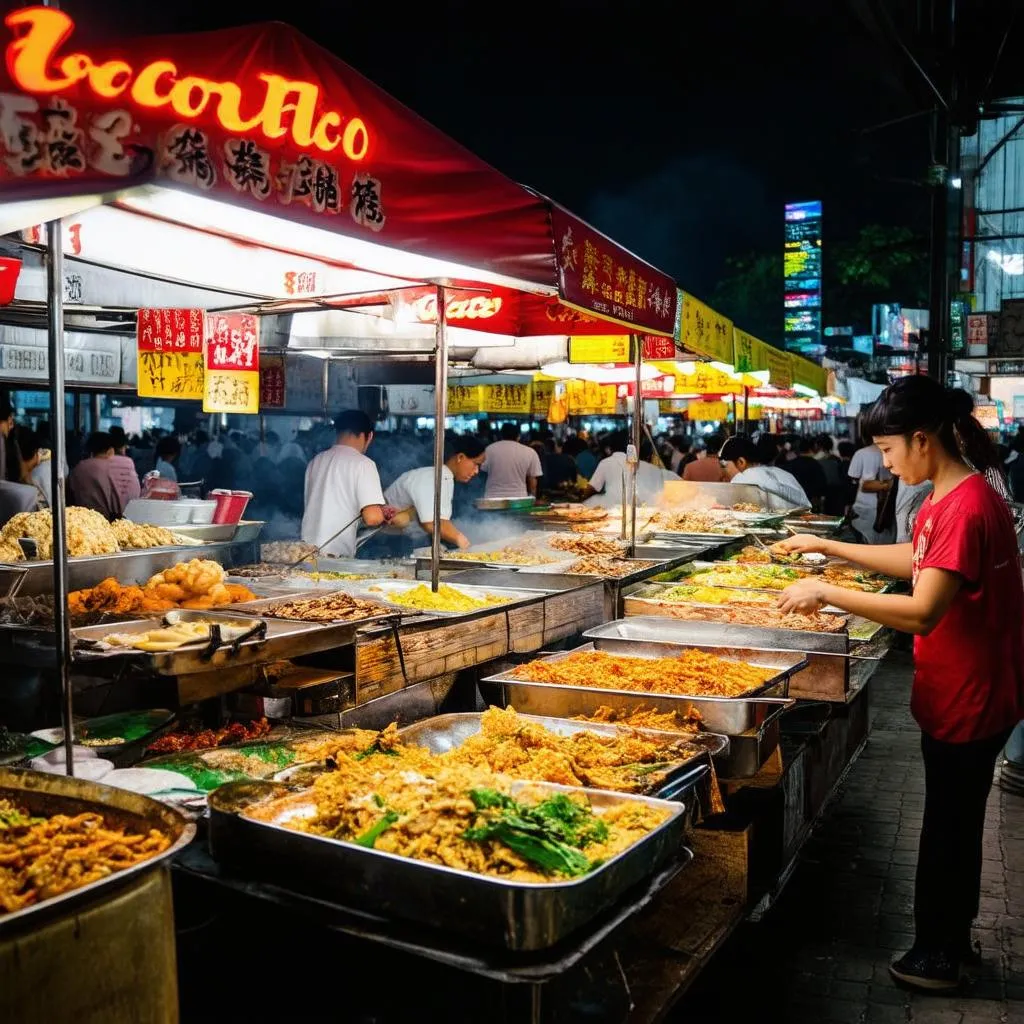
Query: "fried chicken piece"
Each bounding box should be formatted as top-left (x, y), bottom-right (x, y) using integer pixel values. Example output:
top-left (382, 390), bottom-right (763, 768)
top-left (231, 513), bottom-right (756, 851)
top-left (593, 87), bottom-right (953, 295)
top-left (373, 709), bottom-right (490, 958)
top-left (223, 583), bottom-right (257, 603)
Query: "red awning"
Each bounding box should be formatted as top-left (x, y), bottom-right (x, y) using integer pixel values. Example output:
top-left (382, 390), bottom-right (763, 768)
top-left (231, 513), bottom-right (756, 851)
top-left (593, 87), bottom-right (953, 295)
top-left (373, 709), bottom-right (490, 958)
top-left (0, 7), bottom-right (677, 335)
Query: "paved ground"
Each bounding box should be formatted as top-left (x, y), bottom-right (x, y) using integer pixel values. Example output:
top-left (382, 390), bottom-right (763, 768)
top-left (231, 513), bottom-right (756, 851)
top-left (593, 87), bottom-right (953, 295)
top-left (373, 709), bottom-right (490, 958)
top-left (670, 651), bottom-right (1024, 1024)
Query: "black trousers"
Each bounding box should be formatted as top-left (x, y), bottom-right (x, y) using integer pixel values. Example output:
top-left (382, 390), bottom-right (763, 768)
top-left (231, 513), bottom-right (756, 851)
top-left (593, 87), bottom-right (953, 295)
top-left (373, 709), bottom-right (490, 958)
top-left (915, 727), bottom-right (1012, 951)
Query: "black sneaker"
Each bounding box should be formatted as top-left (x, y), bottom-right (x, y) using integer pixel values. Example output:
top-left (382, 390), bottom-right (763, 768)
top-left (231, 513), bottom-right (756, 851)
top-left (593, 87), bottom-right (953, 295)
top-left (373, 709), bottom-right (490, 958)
top-left (889, 948), bottom-right (963, 991)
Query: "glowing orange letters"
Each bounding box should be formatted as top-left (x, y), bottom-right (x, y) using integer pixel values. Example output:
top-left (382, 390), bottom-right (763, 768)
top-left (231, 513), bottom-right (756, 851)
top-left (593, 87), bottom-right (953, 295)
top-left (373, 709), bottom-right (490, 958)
top-left (4, 7), bottom-right (369, 160)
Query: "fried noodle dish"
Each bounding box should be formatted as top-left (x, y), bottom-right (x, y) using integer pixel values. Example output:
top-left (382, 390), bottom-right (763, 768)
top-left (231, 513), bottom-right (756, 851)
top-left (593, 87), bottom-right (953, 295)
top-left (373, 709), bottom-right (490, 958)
top-left (549, 535), bottom-right (627, 556)
top-left (264, 592), bottom-right (390, 622)
top-left (647, 602), bottom-right (846, 632)
top-left (578, 704), bottom-right (705, 733)
top-left (514, 649), bottom-right (774, 698)
top-left (0, 798), bottom-right (171, 914)
top-left (565, 556), bottom-right (659, 578)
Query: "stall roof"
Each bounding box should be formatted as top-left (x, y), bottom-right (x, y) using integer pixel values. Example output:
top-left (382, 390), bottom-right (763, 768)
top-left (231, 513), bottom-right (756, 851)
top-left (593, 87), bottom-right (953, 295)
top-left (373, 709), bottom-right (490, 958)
top-left (0, 7), bottom-right (677, 336)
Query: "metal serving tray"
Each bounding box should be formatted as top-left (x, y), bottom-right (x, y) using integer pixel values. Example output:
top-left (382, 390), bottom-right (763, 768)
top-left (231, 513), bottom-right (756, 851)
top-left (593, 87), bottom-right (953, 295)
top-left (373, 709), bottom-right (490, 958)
top-left (208, 775), bottom-right (689, 951)
top-left (347, 579), bottom-right (548, 619)
top-left (413, 539), bottom-right (575, 574)
top-left (0, 767), bottom-right (195, 937)
top-left (623, 581), bottom-right (848, 617)
top-left (396, 711), bottom-right (729, 799)
top-left (481, 642), bottom-right (803, 734)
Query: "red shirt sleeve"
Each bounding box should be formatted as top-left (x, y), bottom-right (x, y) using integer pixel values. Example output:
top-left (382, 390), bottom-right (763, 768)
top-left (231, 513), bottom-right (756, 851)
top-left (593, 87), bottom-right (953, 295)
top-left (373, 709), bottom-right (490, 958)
top-left (919, 498), bottom-right (983, 585)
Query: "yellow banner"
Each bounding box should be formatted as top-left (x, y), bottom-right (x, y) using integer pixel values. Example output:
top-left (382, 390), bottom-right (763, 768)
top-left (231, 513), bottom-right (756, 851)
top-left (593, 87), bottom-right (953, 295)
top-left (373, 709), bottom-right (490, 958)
top-left (687, 400), bottom-right (729, 421)
top-left (204, 370), bottom-right (260, 414)
top-left (568, 335), bottom-right (631, 364)
top-left (733, 328), bottom-right (770, 373)
top-left (791, 357), bottom-right (827, 396)
top-left (680, 292), bottom-right (733, 363)
top-left (764, 347), bottom-right (793, 388)
top-left (566, 379), bottom-right (617, 414)
top-left (138, 351), bottom-right (204, 401)
top-left (480, 382), bottom-right (532, 414)
top-left (447, 385), bottom-right (483, 415)
top-left (674, 362), bottom-right (743, 395)
top-left (532, 380), bottom-right (555, 415)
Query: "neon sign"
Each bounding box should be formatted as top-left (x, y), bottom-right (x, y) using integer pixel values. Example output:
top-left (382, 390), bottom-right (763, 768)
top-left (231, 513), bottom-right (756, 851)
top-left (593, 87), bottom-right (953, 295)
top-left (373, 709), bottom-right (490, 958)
top-left (4, 8), bottom-right (369, 160)
top-left (410, 294), bottom-right (503, 322)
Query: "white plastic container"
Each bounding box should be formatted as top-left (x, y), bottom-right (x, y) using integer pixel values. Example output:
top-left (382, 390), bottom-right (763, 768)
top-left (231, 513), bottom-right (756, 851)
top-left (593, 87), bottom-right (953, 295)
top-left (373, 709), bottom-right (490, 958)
top-left (123, 498), bottom-right (192, 526)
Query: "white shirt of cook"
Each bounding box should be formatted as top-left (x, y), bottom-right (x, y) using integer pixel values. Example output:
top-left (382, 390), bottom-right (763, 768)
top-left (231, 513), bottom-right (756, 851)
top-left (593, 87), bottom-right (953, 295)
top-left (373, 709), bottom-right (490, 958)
top-left (384, 465), bottom-right (454, 531)
top-left (731, 465), bottom-right (810, 508)
top-left (300, 445), bottom-right (385, 557)
top-left (585, 452), bottom-right (679, 507)
top-left (481, 440), bottom-right (542, 499)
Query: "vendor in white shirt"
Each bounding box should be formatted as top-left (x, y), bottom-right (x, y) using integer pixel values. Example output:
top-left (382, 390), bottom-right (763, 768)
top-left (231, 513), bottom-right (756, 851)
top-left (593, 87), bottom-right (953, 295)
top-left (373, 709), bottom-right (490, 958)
top-left (482, 423), bottom-right (542, 499)
top-left (718, 435), bottom-right (810, 508)
top-left (384, 435), bottom-right (486, 549)
top-left (581, 435), bottom-right (679, 507)
top-left (300, 410), bottom-right (386, 557)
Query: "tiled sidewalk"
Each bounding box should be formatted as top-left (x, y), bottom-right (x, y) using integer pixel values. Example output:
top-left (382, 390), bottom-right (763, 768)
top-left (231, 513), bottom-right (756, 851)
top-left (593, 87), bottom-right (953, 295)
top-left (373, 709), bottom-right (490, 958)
top-left (670, 651), bottom-right (1024, 1024)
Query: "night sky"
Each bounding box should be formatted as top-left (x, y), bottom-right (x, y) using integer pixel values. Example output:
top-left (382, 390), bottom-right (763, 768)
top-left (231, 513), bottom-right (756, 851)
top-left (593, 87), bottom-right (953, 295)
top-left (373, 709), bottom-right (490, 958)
top-left (75, 0), bottom-right (1022, 297)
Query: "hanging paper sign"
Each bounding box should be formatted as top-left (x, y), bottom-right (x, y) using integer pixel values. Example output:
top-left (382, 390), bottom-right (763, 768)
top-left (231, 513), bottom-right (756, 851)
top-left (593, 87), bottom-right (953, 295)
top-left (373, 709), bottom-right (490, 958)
top-left (203, 313), bottom-right (260, 414)
top-left (553, 208), bottom-right (677, 336)
top-left (680, 293), bottom-right (733, 362)
top-left (673, 363), bottom-right (741, 394)
top-left (259, 354), bottom-right (286, 409)
top-left (566, 379), bottom-right (617, 414)
top-left (764, 347), bottom-right (793, 389)
top-left (568, 335), bottom-right (632, 364)
top-left (791, 358), bottom-right (827, 396)
top-left (481, 382), bottom-right (531, 414)
top-left (446, 385), bottom-right (483, 415)
top-left (136, 308), bottom-right (205, 400)
top-left (687, 400), bottom-right (729, 420)
top-left (532, 380), bottom-right (556, 415)
top-left (642, 334), bottom-right (676, 360)
top-left (733, 328), bottom-right (769, 373)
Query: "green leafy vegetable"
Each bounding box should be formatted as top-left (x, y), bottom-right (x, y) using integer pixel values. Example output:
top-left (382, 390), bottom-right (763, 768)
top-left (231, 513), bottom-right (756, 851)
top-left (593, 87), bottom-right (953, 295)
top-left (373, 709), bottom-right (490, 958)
top-left (353, 741), bottom-right (400, 762)
top-left (354, 811), bottom-right (399, 848)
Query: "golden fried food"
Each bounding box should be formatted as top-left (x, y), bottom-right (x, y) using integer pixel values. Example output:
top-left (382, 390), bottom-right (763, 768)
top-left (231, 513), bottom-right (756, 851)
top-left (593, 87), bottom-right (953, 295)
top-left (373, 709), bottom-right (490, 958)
top-left (656, 584), bottom-right (776, 606)
top-left (579, 704), bottom-right (705, 733)
top-left (645, 601), bottom-right (847, 632)
top-left (0, 798), bottom-right (171, 914)
top-left (564, 556), bottom-right (659, 578)
top-left (103, 621), bottom-right (213, 652)
top-left (549, 535), bottom-right (627, 556)
top-left (732, 503), bottom-right (765, 512)
top-left (820, 565), bottom-right (888, 592)
top-left (0, 507), bottom-right (118, 559)
top-left (0, 540), bottom-right (23, 562)
top-left (110, 520), bottom-right (178, 550)
top-left (368, 583), bottom-right (511, 614)
top-left (515, 650), bottom-right (774, 697)
top-left (654, 511), bottom-right (743, 535)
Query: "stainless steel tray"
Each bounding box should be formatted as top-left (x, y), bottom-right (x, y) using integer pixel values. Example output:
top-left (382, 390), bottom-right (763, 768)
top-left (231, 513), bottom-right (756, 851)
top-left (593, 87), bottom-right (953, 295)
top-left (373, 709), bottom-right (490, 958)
top-left (208, 776), bottom-right (689, 951)
top-left (397, 711), bottom-right (729, 798)
top-left (481, 642), bottom-right (803, 734)
top-left (623, 581), bottom-right (848, 616)
top-left (348, 580), bottom-right (548, 619)
top-left (0, 767), bottom-right (195, 936)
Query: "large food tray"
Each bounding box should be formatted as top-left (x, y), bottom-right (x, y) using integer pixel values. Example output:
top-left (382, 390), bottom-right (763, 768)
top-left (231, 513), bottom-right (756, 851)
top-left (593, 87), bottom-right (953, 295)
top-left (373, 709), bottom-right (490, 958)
top-left (397, 711), bottom-right (729, 799)
top-left (0, 767), bottom-right (194, 936)
top-left (481, 642), bottom-right (804, 734)
top-left (623, 581), bottom-right (848, 617)
top-left (347, 579), bottom-right (548, 619)
top-left (207, 775), bottom-right (690, 951)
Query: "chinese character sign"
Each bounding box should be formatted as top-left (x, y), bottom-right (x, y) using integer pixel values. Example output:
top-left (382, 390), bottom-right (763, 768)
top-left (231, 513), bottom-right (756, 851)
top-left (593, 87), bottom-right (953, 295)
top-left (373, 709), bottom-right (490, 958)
top-left (567, 336), bottom-right (631, 365)
top-left (642, 335), bottom-right (676, 361)
top-left (481, 383), bottom-right (531, 415)
top-left (446, 386), bottom-right (482, 415)
top-left (680, 293), bottom-right (733, 363)
top-left (136, 307), bottom-right (204, 400)
top-left (732, 328), bottom-right (769, 374)
top-left (259, 354), bottom-right (286, 409)
top-left (532, 380), bottom-right (556, 416)
top-left (204, 313), bottom-right (260, 414)
top-left (764, 347), bottom-right (793, 389)
top-left (565, 380), bottom-right (617, 415)
top-left (552, 208), bottom-right (677, 336)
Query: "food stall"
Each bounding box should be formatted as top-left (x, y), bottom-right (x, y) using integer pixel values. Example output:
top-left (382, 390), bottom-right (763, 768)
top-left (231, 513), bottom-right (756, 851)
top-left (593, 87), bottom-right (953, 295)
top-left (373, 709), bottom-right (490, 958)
top-left (0, 8), bottom-right (888, 1022)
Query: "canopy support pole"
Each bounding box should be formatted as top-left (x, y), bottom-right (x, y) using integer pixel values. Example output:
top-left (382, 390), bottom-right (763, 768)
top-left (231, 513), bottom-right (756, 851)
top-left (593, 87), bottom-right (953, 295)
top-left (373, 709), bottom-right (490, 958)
top-left (45, 219), bottom-right (73, 777)
top-left (430, 285), bottom-right (448, 592)
top-left (743, 385), bottom-right (750, 434)
top-left (630, 334), bottom-right (642, 557)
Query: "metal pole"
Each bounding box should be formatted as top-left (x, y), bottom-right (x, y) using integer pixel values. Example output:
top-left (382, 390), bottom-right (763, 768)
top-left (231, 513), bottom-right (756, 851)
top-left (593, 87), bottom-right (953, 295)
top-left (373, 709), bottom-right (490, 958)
top-left (743, 385), bottom-right (750, 434)
top-left (89, 393), bottom-right (101, 433)
top-left (430, 285), bottom-right (449, 592)
top-left (45, 220), bottom-right (73, 776)
top-left (630, 334), bottom-right (642, 557)
top-left (321, 357), bottom-right (330, 421)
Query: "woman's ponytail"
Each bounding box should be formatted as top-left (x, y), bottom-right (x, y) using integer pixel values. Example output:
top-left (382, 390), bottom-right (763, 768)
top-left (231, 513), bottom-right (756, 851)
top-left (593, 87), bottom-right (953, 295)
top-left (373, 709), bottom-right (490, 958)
top-left (947, 387), bottom-right (1001, 473)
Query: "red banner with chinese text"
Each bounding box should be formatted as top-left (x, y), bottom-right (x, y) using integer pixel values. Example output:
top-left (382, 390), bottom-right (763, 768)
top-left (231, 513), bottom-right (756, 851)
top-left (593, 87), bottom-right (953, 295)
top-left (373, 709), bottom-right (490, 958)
top-left (259, 354), bottom-right (286, 409)
top-left (642, 335), bottom-right (676, 360)
top-left (551, 207), bottom-right (677, 337)
top-left (204, 313), bottom-right (259, 414)
top-left (136, 308), bottom-right (205, 400)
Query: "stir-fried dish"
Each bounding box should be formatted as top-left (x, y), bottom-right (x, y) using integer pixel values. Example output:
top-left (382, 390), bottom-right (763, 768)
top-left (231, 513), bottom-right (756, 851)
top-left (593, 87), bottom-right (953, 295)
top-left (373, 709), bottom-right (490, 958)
top-left (684, 564), bottom-right (806, 591)
top-left (0, 798), bottom-right (172, 914)
top-left (514, 649), bottom-right (774, 698)
top-left (655, 584), bottom-right (776, 606)
top-left (645, 601), bottom-right (847, 632)
top-left (367, 583), bottom-right (512, 614)
top-left (578, 704), bottom-right (705, 733)
top-left (263, 593), bottom-right (391, 623)
top-left (549, 535), bottom-right (627, 556)
top-left (565, 556), bottom-right (660, 578)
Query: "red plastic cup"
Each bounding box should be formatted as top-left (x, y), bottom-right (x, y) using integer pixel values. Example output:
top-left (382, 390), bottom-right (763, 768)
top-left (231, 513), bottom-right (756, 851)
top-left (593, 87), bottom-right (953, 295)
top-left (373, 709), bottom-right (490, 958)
top-left (0, 257), bottom-right (22, 305)
top-left (210, 489), bottom-right (252, 524)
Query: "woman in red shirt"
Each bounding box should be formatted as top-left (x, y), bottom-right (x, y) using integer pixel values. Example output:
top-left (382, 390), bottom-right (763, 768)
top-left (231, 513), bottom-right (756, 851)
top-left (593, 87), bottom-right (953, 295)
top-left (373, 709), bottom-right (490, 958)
top-left (778, 377), bottom-right (1023, 992)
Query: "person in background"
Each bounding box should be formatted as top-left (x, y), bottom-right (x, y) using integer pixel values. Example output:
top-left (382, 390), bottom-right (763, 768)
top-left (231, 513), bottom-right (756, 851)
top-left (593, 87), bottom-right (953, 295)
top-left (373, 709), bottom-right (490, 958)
top-left (481, 422), bottom-right (542, 499)
top-left (107, 426), bottom-right (141, 511)
top-left (68, 432), bottom-right (129, 520)
top-left (777, 378), bottom-right (1022, 991)
top-left (895, 479), bottom-right (933, 544)
top-left (384, 435), bottom-right (486, 550)
top-left (582, 434), bottom-right (679, 507)
top-left (718, 435), bottom-right (809, 507)
top-left (683, 434), bottom-right (726, 482)
top-left (154, 436), bottom-right (181, 483)
top-left (539, 436), bottom-right (577, 498)
top-left (814, 436), bottom-right (847, 516)
top-left (300, 410), bottom-right (386, 558)
top-left (849, 440), bottom-right (895, 543)
top-left (574, 438), bottom-right (599, 480)
top-left (11, 428), bottom-right (47, 508)
top-left (0, 397), bottom-right (13, 482)
top-left (787, 437), bottom-right (827, 509)
top-left (668, 436), bottom-right (690, 474)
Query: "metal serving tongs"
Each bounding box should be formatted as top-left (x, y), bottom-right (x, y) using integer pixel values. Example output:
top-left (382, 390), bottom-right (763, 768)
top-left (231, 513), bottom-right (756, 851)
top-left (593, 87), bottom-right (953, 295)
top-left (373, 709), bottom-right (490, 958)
top-left (281, 512), bottom-right (366, 573)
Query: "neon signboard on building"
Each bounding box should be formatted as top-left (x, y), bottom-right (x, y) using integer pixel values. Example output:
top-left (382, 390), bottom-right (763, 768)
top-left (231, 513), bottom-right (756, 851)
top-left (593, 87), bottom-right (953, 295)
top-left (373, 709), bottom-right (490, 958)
top-left (784, 200), bottom-right (822, 355)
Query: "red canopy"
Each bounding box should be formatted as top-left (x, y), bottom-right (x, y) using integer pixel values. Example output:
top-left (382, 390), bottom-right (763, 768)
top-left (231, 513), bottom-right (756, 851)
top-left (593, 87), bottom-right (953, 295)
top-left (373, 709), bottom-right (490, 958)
top-left (0, 7), bottom-right (677, 335)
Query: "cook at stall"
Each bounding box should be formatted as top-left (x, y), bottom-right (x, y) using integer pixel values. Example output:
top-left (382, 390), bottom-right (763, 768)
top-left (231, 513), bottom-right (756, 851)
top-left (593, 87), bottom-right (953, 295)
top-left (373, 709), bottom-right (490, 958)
top-left (718, 436), bottom-right (809, 507)
top-left (383, 435), bottom-right (486, 551)
top-left (581, 434), bottom-right (678, 507)
top-left (300, 410), bottom-right (386, 557)
top-left (481, 423), bottom-right (542, 499)
top-left (69, 432), bottom-right (136, 521)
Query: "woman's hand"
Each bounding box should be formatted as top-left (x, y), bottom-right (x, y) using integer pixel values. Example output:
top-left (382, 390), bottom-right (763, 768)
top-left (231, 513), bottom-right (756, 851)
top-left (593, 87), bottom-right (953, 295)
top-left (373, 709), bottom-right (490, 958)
top-left (774, 534), bottom-right (832, 556)
top-left (778, 578), bottom-right (829, 615)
